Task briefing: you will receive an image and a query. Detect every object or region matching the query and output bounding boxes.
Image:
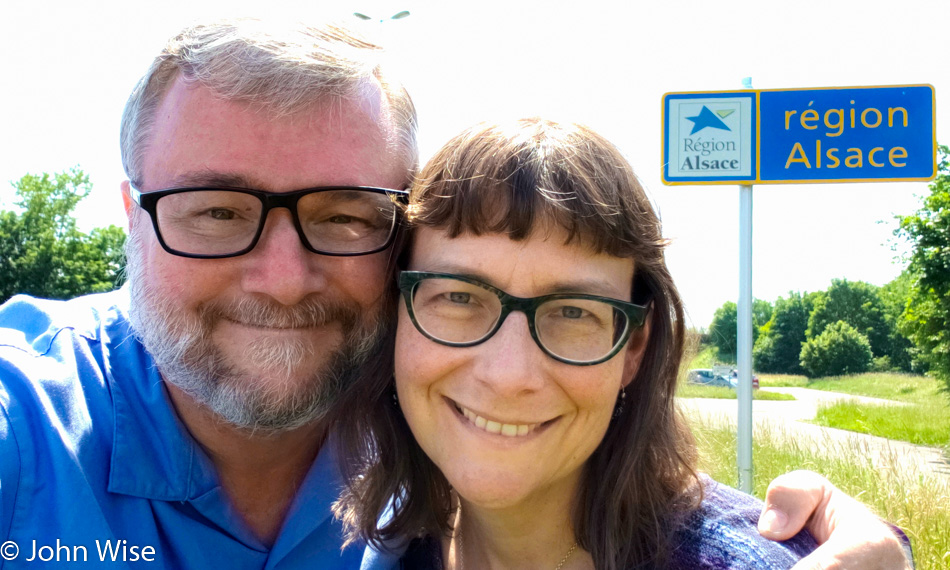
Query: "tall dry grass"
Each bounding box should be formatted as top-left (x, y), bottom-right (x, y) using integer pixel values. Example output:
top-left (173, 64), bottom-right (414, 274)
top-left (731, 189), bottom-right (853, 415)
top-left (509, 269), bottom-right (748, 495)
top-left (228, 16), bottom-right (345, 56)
top-left (689, 417), bottom-right (950, 569)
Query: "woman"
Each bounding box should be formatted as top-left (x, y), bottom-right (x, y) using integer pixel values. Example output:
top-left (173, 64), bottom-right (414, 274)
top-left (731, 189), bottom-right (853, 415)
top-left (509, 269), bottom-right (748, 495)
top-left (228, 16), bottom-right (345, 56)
top-left (334, 118), bottom-right (816, 569)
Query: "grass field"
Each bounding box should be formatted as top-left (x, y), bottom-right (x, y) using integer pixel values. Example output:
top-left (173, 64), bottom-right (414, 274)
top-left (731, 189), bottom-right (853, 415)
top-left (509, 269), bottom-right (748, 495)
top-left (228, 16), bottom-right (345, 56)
top-left (758, 372), bottom-right (945, 404)
top-left (686, 345), bottom-right (718, 369)
top-left (677, 383), bottom-right (796, 401)
top-left (756, 372), bottom-right (950, 451)
top-left (683, 348), bottom-right (950, 451)
top-left (690, 418), bottom-right (950, 570)
top-left (814, 399), bottom-right (950, 449)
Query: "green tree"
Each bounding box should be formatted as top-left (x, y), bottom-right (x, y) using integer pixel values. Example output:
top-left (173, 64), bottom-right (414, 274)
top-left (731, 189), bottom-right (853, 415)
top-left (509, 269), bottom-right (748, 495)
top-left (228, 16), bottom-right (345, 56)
top-left (708, 299), bottom-right (770, 363)
top-left (708, 302), bottom-right (738, 362)
top-left (0, 169), bottom-right (126, 303)
top-left (896, 146), bottom-right (950, 392)
top-left (753, 291), bottom-right (813, 374)
top-left (806, 279), bottom-right (889, 358)
top-left (800, 320), bottom-right (873, 378)
top-left (877, 270), bottom-right (916, 372)
top-left (752, 298), bottom-right (772, 334)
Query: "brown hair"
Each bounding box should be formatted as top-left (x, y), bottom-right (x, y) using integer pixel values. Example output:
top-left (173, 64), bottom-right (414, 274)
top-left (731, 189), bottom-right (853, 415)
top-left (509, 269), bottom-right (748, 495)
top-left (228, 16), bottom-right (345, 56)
top-left (334, 118), bottom-right (699, 569)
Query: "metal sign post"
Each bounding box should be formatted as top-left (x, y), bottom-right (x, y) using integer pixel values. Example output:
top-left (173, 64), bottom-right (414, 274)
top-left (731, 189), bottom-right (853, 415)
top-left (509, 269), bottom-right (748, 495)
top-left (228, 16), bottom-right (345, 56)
top-left (737, 78), bottom-right (754, 494)
top-left (737, 183), bottom-right (753, 493)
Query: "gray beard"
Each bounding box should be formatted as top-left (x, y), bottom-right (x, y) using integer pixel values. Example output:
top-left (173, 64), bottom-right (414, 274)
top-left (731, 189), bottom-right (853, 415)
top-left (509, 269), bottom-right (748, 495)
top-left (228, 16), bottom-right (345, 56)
top-left (124, 231), bottom-right (387, 433)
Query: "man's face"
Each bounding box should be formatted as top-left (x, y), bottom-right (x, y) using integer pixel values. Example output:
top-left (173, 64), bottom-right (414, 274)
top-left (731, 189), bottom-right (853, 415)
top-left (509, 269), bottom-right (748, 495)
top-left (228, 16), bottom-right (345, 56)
top-left (124, 76), bottom-right (406, 431)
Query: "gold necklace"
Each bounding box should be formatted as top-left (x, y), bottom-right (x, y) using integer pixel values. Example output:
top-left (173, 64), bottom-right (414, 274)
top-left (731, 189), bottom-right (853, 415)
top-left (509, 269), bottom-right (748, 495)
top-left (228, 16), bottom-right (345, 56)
top-left (452, 504), bottom-right (580, 570)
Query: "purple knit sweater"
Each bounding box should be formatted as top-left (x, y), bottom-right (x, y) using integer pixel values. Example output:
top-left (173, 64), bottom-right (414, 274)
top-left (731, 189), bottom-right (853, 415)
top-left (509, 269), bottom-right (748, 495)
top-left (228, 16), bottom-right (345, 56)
top-left (398, 476), bottom-right (818, 569)
top-left (662, 476), bottom-right (817, 569)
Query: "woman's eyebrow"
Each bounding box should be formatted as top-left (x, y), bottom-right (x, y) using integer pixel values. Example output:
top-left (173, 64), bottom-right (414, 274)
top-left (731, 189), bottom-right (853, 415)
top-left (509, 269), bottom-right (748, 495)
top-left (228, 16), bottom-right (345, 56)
top-left (411, 263), bottom-right (627, 298)
top-left (542, 280), bottom-right (629, 298)
top-left (411, 264), bottom-right (495, 286)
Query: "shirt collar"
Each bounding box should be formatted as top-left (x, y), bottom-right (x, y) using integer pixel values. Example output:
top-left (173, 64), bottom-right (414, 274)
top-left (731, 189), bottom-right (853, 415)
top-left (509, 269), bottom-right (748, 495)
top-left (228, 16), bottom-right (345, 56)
top-left (102, 288), bottom-right (219, 500)
top-left (267, 433), bottom-right (347, 562)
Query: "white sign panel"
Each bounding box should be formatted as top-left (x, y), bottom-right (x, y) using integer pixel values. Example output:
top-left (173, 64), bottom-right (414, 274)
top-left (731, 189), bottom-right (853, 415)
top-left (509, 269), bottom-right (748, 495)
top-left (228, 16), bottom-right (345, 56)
top-left (663, 93), bottom-right (756, 183)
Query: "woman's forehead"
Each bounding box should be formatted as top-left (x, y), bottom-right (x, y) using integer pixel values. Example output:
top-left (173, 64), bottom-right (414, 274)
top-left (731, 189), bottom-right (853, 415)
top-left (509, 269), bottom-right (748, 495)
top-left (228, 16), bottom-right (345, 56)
top-left (408, 226), bottom-right (635, 300)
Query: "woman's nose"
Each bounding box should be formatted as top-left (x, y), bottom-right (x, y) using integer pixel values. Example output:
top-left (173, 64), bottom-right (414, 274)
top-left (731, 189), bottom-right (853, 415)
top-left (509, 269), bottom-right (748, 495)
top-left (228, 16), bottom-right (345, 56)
top-left (470, 311), bottom-right (547, 395)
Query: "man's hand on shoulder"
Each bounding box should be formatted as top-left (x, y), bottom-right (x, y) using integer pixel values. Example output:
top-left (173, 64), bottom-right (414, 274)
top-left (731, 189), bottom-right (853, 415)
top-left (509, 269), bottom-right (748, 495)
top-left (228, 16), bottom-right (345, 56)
top-left (757, 470), bottom-right (913, 570)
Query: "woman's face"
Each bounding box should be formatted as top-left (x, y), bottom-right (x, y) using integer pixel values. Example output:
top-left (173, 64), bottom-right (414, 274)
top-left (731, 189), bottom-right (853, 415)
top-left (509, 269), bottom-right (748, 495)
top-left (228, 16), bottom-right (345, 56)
top-left (394, 225), bottom-right (648, 510)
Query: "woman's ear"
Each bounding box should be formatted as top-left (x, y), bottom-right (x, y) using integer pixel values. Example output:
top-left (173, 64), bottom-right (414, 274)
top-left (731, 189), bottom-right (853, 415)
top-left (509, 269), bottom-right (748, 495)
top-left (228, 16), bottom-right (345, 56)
top-left (621, 312), bottom-right (652, 388)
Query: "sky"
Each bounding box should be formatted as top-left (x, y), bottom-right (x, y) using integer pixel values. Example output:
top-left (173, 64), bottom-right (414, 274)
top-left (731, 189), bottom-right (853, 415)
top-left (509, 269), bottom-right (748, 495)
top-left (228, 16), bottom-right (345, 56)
top-left (1, 0), bottom-right (947, 328)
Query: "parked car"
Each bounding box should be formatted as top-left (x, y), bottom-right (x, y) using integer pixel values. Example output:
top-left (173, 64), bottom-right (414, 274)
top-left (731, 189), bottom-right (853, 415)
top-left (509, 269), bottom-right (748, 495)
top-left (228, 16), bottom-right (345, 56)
top-left (687, 369), bottom-right (734, 388)
top-left (726, 369), bottom-right (760, 390)
top-left (687, 369), bottom-right (760, 390)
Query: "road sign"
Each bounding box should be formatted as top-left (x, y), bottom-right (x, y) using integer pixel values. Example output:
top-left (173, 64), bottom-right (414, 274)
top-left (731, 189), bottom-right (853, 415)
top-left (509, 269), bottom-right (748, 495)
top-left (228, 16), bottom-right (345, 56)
top-left (662, 84), bottom-right (936, 185)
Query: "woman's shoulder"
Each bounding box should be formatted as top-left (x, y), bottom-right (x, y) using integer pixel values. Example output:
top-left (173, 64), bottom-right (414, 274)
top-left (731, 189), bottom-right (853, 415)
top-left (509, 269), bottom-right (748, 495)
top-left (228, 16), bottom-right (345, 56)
top-left (660, 475), bottom-right (818, 570)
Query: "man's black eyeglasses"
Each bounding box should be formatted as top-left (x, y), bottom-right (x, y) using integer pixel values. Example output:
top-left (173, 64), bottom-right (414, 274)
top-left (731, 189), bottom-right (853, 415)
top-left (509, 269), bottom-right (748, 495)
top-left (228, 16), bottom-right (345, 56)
top-left (129, 185), bottom-right (408, 259)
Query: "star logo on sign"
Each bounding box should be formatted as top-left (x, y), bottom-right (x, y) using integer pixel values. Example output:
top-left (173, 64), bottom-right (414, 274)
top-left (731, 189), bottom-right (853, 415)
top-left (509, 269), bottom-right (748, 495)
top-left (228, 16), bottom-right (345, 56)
top-left (686, 106), bottom-right (732, 135)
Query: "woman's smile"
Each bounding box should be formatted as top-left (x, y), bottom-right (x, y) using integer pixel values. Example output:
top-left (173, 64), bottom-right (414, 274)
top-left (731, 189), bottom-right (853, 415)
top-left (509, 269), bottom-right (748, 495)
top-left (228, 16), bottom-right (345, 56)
top-left (447, 396), bottom-right (555, 438)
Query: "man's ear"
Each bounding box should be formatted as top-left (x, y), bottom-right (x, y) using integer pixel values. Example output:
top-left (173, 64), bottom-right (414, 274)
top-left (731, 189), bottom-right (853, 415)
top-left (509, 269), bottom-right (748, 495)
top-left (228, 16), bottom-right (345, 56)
top-left (121, 181), bottom-right (136, 231)
top-left (621, 312), bottom-right (651, 388)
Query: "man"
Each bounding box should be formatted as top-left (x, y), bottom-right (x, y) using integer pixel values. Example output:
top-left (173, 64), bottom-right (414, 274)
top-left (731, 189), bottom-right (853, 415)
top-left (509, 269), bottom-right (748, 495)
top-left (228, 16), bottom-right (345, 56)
top-left (0, 18), bottom-right (911, 569)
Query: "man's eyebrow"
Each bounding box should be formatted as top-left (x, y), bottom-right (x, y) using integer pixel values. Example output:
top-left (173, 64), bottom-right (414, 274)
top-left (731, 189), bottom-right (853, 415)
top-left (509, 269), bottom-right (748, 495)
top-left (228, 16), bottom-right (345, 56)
top-left (331, 190), bottom-right (383, 202)
top-left (168, 172), bottom-right (259, 189)
top-left (163, 175), bottom-right (387, 197)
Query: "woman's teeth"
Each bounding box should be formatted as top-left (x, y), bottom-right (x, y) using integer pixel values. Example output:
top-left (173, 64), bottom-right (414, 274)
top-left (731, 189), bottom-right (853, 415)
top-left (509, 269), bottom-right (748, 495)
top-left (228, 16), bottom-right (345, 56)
top-left (458, 404), bottom-right (539, 437)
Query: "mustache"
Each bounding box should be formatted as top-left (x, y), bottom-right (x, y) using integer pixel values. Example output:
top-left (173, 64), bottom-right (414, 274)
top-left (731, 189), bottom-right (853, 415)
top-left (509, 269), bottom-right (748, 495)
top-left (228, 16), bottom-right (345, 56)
top-left (198, 296), bottom-right (358, 330)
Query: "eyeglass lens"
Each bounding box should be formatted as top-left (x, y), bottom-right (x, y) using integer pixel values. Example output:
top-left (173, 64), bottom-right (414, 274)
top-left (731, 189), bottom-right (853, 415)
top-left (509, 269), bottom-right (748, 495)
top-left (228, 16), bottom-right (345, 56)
top-left (154, 189), bottom-right (397, 256)
top-left (409, 277), bottom-right (629, 363)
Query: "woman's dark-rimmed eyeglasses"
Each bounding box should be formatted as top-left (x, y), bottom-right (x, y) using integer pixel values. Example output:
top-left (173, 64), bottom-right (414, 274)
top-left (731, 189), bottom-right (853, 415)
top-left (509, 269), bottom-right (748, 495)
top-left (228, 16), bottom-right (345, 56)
top-left (398, 271), bottom-right (649, 366)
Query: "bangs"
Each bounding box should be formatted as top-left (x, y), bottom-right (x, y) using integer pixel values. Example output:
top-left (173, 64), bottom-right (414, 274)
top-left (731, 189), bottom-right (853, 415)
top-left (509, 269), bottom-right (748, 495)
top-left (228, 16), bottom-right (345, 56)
top-left (406, 119), bottom-right (666, 260)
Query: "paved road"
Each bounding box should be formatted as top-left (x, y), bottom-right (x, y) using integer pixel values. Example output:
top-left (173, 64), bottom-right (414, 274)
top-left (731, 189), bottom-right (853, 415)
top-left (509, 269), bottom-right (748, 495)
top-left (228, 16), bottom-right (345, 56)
top-left (677, 388), bottom-right (950, 479)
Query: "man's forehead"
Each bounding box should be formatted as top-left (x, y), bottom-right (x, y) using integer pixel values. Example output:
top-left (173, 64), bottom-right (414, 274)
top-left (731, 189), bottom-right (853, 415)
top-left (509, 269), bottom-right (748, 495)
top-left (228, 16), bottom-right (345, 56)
top-left (353, 76), bottom-right (390, 129)
top-left (164, 75), bottom-right (393, 132)
top-left (141, 77), bottom-right (407, 191)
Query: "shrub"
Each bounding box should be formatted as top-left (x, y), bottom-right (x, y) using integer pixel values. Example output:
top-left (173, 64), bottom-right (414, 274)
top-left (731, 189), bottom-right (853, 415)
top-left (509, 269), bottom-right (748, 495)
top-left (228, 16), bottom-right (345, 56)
top-left (805, 279), bottom-right (889, 358)
top-left (752, 292), bottom-right (811, 374)
top-left (871, 355), bottom-right (894, 373)
top-left (800, 320), bottom-right (873, 378)
top-left (752, 334), bottom-right (779, 371)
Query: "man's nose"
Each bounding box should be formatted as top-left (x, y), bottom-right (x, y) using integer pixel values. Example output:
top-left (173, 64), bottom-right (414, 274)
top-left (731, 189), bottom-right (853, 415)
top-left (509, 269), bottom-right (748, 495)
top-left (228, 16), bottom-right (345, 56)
top-left (240, 209), bottom-right (325, 305)
top-left (471, 311), bottom-right (546, 396)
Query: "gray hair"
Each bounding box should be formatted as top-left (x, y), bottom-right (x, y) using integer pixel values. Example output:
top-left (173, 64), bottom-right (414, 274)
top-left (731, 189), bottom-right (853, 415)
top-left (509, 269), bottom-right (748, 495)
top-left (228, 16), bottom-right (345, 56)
top-left (120, 18), bottom-right (418, 187)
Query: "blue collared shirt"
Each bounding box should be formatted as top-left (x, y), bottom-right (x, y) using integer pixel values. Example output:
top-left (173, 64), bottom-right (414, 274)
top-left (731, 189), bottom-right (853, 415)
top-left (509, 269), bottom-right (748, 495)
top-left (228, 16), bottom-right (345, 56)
top-left (0, 289), bottom-right (365, 568)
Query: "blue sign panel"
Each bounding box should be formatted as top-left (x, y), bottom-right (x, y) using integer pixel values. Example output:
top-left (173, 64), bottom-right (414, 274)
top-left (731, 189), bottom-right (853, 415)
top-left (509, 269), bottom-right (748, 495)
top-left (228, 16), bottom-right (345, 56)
top-left (662, 84), bottom-right (935, 185)
top-left (759, 85), bottom-right (935, 182)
